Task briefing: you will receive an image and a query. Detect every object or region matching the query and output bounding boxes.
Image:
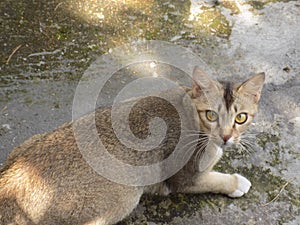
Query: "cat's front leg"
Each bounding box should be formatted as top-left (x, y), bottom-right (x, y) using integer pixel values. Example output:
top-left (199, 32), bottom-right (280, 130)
top-left (183, 144), bottom-right (251, 197)
top-left (183, 171), bottom-right (251, 197)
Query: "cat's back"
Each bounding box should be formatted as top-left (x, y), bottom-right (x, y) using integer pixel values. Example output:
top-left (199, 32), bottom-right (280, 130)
top-left (1, 120), bottom-right (82, 175)
top-left (0, 87), bottom-right (196, 224)
top-left (0, 107), bottom-right (143, 225)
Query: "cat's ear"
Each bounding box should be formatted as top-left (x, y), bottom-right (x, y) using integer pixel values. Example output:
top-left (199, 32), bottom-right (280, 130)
top-left (237, 73), bottom-right (265, 103)
top-left (192, 66), bottom-right (219, 97)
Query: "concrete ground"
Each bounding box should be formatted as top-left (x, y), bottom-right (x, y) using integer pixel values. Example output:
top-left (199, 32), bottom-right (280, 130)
top-left (0, 0), bottom-right (299, 224)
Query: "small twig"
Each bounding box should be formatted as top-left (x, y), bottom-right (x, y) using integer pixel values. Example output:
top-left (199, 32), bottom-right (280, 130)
top-left (1, 105), bottom-right (7, 113)
top-left (54, 2), bottom-right (64, 11)
top-left (262, 179), bottom-right (293, 207)
top-left (6, 44), bottom-right (22, 64)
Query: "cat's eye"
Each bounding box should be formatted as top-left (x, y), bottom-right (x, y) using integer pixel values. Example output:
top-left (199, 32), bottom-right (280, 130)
top-left (235, 113), bottom-right (248, 124)
top-left (206, 110), bottom-right (218, 122)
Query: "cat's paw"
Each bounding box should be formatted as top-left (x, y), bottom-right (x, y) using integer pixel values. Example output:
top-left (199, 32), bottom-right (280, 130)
top-left (228, 174), bottom-right (251, 198)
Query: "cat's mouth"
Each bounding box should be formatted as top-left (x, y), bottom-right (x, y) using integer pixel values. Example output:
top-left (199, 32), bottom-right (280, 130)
top-left (211, 136), bottom-right (236, 149)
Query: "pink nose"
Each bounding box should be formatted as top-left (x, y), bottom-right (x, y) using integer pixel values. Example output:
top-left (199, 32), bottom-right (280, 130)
top-left (223, 135), bottom-right (231, 143)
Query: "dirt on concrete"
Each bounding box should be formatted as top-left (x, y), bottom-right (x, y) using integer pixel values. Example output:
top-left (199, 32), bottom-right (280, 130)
top-left (0, 0), bottom-right (299, 224)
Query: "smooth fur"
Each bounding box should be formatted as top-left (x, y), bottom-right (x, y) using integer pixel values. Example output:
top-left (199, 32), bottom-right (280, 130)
top-left (0, 67), bottom-right (265, 225)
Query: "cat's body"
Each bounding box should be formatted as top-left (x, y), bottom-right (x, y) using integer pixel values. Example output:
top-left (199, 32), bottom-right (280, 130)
top-left (0, 67), bottom-right (265, 225)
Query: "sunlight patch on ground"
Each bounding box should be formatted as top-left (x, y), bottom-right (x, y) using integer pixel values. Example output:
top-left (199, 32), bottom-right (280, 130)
top-left (233, 0), bottom-right (259, 26)
top-left (189, 0), bottom-right (258, 26)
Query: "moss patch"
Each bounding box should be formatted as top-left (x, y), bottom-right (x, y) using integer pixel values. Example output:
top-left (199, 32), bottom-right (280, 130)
top-left (0, 0), bottom-right (233, 84)
top-left (117, 165), bottom-right (299, 224)
top-left (246, 0), bottom-right (296, 10)
top-left (118, 128), bottom-right (299, 224)
top-left (191, 7), bottom-right (231, 39)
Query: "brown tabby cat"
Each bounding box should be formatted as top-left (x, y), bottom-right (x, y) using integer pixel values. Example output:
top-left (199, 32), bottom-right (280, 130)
top-left (0, 66), bottom-right (265, 225)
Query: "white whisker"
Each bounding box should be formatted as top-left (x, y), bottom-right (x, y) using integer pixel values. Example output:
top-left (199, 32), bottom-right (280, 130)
top-left (180, 138), bottom-right (202, 150)
top-left (193, 141), bottom-right (208, 169)
top-left (181, 142), bottom-right (201, 162)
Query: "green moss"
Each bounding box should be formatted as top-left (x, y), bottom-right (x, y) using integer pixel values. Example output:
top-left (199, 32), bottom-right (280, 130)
top-left (268, 147), bottom-right (282, 167)
top-left (222, 0), bottom-right (240, 14)
top-left (256, 132), bottom-right (280, 148)
top-left (0, 127), bottom-right (6, 136)
top-left (22, 95), bottom-right (47, 106)
top-left (247, 1), bottom-right (265, 10)
top-left (247, 0), bottom-right (296, 10)
top-left (55, 26), bottom-right (72, 41)
top-left (191, 7), bottom-right (231, 39)
top-left (118, 165), bottom-right (299, 224)
top-left (1, 0), bottom-right (234, 82)
top-left (255, 132), bottom-right (287, 167)
top-left (119, 131), bottom-right (298, 224)
top-left (24, 96), bottom-right (33, 105)
top-left (135, 193), bottom-right (228, 223)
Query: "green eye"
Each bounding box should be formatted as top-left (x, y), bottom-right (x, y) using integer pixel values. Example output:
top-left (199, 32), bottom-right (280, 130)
top-left (235, 113), bottom-right (248, 124)
top-left (206, 110), bottom-right (218, 122)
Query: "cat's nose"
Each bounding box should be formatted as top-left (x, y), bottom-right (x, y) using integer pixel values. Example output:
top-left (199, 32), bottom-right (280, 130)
top-left (222, 135), bottom-right (232, 144)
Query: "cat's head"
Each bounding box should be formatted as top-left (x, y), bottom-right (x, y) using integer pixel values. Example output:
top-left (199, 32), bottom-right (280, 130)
top-left (191, 66), bottom-right (265, 147)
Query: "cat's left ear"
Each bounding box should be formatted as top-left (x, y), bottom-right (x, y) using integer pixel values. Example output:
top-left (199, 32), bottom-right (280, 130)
top-left (237, 73), bottom-right (265, 103)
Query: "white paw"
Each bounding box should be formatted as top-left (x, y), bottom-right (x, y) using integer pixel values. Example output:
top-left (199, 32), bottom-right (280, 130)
top-left (228, 174), bottom-right (251, 198)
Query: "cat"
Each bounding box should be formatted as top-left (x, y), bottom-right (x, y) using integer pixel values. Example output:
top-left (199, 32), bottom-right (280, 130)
top-left (0, 66), bottom-right (265, 225)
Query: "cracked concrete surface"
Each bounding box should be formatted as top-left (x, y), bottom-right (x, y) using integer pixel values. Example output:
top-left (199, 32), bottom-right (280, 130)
top-left (0, 0), bottom-right (299, 224)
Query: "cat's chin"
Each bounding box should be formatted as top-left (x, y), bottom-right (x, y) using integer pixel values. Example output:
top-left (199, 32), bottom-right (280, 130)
top-left (212, 142), bottom-right (234, 149)
top-left (220, 141), bottom-right (235, 149)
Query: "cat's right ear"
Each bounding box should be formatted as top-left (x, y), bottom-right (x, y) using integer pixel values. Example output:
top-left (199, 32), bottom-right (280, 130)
top-left (192, 66), bottom-right (218, 97)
